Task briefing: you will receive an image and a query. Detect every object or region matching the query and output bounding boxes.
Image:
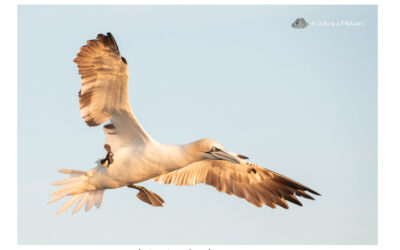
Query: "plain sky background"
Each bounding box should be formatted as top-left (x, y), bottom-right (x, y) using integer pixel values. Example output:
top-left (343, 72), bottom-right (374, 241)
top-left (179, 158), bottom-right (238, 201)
top-left (18, 5), bottom-right (377, 245)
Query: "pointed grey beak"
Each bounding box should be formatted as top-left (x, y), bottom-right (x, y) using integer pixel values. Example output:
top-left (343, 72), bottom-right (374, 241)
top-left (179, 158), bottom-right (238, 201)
top-left (209, 150), bottom-right (240, 164)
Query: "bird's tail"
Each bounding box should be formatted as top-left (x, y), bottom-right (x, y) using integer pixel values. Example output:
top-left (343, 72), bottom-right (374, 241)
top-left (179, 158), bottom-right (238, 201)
top-left (48, 169), bottom-right (105, 215)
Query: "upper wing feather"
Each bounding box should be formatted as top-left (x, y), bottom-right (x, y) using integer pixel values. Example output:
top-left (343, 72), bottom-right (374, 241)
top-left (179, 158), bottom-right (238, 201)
top-left (153, 160), bottom-right (320, 208)
top-left (74, 33), bottom-right (151, 147)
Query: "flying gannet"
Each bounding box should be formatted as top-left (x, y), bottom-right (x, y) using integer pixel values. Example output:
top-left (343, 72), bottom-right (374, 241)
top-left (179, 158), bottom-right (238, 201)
top-left (48, 33), bottom-right (320, 215)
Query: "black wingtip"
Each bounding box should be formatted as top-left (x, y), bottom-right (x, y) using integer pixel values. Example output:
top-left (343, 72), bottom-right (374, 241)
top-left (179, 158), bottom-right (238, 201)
top-left (309, 189), bottom-right (321, 196)
top-left (99, 32), bottom-right (120, 55)
top-left (295, 190), bottom-right (316, 200)
top-left (286, 196), bottom-right (303, 206)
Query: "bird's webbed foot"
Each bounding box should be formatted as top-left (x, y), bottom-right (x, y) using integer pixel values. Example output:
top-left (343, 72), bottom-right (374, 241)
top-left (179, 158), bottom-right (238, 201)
top-left (127, 184), bottom-right (165, 207)
top-left (100, 144), bottom-right (114, 168)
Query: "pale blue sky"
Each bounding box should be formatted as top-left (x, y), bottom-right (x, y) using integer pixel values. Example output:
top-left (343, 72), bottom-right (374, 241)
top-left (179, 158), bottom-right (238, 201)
top-left (18, 5), bottom-right (377, 245)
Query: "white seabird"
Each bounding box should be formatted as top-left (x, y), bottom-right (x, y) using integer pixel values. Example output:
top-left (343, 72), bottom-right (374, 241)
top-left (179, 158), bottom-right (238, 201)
top-left (48, 33), bottom-right (320, 215)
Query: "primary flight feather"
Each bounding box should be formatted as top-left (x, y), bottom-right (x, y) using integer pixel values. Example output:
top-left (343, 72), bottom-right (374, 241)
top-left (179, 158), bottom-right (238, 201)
top-left (48, 32), bottom-right (320, 215)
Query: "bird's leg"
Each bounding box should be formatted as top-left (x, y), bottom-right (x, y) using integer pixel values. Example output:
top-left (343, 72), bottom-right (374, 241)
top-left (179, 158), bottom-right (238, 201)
top-left (127, 184), bottom-right (165, 207)
top-left (100, 144), bottom-right (114, 168)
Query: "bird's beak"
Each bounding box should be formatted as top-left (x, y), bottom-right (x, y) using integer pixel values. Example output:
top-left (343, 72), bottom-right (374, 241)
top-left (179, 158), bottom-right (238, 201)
top-left (208, 150), bottom-right (240, 164)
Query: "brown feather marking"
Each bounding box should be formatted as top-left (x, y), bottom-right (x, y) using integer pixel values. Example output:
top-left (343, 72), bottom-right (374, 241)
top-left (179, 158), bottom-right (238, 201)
top-left (104, 123), bottom-right (115, 129)
top-left (79, 92), bottom-right (91, 107)
top-left (247, 168), bottom-right (257, 174)
top-left (104, 144), bottom-right (112, 153)
top-left (237, 154), bottom-right (249, 159)
top-left (85, 118), bottom-right (98, 127)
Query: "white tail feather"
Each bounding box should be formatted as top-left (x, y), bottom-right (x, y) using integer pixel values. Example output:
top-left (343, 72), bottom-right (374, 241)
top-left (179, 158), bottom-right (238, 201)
top-left (85, 191), bottom-right (97, 211)
top-left (95, 190), bottom-right (104, 208)
top-left (49, 169), bottom-right (105, 215)
top-left (58, 169), bottom-right (86, 176)
top-left (72, 192), bottom-right (88, 214)
top-left (56, 194), bottom-right (81, 215)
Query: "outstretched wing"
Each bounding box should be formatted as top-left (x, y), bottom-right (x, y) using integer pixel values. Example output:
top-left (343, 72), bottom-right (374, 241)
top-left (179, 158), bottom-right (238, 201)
top-left (74, 33), bottom-right (151, 148)
top-left (153, 159), bottom-right (320, 208)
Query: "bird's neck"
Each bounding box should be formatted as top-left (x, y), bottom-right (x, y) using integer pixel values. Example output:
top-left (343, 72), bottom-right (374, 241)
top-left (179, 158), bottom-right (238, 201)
top-left (155, 143), bottom-right (199, 172)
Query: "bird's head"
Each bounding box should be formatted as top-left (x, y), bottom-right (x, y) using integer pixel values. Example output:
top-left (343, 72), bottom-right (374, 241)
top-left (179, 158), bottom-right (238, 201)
top-left (186, 138), bottom-right (240, 164)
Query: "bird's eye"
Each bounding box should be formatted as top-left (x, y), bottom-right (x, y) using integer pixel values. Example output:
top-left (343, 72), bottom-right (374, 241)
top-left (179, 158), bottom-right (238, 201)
top-left (211, 146), bottom-right (220, 152)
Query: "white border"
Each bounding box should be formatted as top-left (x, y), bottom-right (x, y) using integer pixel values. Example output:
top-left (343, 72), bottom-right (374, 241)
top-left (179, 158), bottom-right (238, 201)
top-left (4, 0), bottom-right (399, 249)
top-left (10, 0), bottom-right (382, 4)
